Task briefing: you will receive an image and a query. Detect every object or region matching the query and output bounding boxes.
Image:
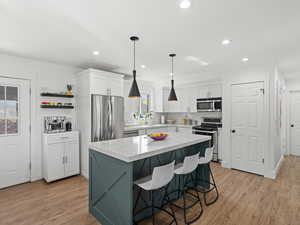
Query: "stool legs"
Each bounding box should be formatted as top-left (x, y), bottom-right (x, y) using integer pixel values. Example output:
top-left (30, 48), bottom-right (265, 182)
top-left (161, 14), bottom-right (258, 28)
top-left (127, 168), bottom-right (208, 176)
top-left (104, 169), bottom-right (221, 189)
top-left (133, 187), bottom-right (178, 225)
top-left (172, 174), bottom-right (204, 225)
top-left (197, 163), bottom-right (219, 206)
top-left (204, 163), bottom-right (219, 205)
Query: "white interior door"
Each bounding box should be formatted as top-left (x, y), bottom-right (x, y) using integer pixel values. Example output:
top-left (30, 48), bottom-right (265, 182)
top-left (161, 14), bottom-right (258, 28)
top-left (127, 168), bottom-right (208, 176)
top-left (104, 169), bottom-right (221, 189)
top-left (0, 77), bottom-right (30, 189)
top-left (231, 82), bottom-right (265, 175)
top-left (290, 92), bottom-right (300, 156)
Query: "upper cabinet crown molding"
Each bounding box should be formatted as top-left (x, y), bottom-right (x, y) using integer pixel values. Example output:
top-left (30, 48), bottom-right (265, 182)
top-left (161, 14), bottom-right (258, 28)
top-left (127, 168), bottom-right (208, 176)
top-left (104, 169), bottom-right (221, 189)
top-left (77, 68), bottom-right (124, 97)
top-left (77, 68), bottom-right (125, 79)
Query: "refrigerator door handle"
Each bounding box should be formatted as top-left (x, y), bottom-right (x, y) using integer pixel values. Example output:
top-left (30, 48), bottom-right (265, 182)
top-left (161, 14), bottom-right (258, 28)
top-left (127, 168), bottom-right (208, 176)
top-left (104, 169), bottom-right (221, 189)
top-left (109, 96), bottom-right (113, 139)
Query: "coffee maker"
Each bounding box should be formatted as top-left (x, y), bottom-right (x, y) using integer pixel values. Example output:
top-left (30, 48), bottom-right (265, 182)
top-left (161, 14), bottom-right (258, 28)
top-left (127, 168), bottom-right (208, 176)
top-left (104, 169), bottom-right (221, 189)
top-left (65, 121), bottom-right (72, 131)
top-left (44, 116), bottom-right (70, 133)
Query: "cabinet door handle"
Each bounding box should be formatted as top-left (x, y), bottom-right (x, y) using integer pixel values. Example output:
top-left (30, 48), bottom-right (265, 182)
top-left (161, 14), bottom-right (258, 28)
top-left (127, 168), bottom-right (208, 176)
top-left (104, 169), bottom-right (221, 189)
top-left (231, 129), bottom-right (236, 133)
top-left (291, 124), bottom-right (294, 128)
top-left (65, 156), bottom-right (68, 164)
top-left (62, 156), bottom-right (65, 164)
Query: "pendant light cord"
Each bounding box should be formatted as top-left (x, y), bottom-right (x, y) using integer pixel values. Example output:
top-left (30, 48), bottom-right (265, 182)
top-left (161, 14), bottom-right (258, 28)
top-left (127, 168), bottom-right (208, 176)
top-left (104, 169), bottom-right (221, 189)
top-left (171, 56), bottom-right (174, 80)
top-left (133, 40), bottom-right (136, 71)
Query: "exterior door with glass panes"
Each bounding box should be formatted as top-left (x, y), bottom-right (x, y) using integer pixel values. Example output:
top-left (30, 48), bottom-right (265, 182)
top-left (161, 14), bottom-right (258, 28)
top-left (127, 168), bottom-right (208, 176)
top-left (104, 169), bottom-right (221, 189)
top-left (0, 77), bottom-right (30, 189)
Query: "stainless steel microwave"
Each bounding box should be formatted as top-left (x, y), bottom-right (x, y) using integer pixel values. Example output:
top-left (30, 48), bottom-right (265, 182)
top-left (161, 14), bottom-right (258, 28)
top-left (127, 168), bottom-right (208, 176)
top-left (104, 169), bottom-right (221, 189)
top-left (196, 97), bottom-right (222, 112)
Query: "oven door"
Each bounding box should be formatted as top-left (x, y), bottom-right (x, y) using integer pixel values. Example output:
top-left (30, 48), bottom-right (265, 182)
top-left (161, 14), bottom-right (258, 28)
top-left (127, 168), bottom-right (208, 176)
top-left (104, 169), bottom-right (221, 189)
top-left (192, 130), bottom-right (214, 147)
top-left (214, 100), bottom-right (222, 111)
top-left (196, 100), bottom-right (214, 112)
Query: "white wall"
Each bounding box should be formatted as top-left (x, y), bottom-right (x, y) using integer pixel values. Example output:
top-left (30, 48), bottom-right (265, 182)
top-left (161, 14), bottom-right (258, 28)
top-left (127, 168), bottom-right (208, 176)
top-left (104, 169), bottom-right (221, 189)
top-left (0, 53), bottom-right (81, 181)
top-left (165, 112), bottom-right (221, 124)
top-left (271, 68), bottom-right (287, 169)
top-left (286, 76), bottom-right (300, 91)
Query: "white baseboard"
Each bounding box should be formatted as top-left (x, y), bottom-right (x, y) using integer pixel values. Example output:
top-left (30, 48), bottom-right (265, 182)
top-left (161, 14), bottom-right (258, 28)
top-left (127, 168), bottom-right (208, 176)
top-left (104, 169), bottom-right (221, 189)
top-left (221, 160), bottom-right (231, 169)
top-left (264, 155), bottom-right (284, 179)
top-left (81, 169), bottom-right (89, 179)
top-left (274, 155), bottom-right (284, 177)
top-left (30, 176), bottom-right (42, 182)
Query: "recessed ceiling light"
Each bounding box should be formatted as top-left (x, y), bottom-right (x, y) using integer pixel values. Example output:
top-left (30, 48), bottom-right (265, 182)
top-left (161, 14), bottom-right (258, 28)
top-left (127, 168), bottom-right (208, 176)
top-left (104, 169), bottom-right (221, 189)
top-left (93, 51), bottom-right (99, 55)
top-left (179, 0), bottom-right (191, 9)
top-left (242, 57), bottom-right (249, 62)
top-left (222, 39), bottom-right (232, 45)
top-left (140, 65), bottom-right (146, 69)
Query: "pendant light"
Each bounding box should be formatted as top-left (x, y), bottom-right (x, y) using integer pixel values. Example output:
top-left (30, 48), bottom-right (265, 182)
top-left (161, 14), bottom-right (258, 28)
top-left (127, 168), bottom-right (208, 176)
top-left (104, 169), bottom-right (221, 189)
top-left (128, 36), bottom-right (141, 98)
top-left (168, 53), bottom-right (178, 101)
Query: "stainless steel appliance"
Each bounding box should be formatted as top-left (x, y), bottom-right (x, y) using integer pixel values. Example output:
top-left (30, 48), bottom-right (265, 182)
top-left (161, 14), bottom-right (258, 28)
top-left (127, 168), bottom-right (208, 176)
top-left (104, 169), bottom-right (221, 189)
top-left (91, 94), bottom-right (124, 142)
top-left (196, 97), bottom-right (222, 112)
top-left (123, 130), bottom-right (139, 138)
top-left (44, 116), bottom-right (66, 133)
top-left (192, 117), bottom-right (222, 162)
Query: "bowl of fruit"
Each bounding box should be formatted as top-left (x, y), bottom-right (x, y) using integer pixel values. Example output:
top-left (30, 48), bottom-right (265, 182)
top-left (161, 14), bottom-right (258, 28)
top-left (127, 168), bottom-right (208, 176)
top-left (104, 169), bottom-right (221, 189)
top-left (148, 133), bottom-right (168, 141)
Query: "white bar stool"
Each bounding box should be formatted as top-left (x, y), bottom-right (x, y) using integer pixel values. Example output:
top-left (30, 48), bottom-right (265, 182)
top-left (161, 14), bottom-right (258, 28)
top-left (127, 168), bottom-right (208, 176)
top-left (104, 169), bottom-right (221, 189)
top-left (171, 153), bottom-right (204, 224)
top-left (133, 161), bottom-right (178, 225)
top-left (197, 147), bottom-right (219, 205)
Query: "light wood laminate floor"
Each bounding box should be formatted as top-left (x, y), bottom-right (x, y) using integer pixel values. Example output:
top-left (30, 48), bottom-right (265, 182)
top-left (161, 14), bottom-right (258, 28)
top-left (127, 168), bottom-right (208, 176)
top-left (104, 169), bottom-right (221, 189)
top-left (0, 156), bottom-right (299, 225)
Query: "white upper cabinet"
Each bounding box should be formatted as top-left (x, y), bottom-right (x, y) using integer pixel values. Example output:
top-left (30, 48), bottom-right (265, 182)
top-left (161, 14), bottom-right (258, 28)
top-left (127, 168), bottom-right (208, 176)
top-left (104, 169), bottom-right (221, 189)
top-left (198, 86), bottom-right (210, 98)
top-left (154, 85), bottom-right (164, 112)
top-left (163, 87), bottom-right (189, 112)
top-left (198, 84), bottom-right (222, 99)
top-left (78, 69), bottom-right (124, 97)
top-left (154, 82), bottom-right (222, 113)
top-left (187, 86), bottom-right (199, 112)
top-left (207, 84), bottom-right (222, 98)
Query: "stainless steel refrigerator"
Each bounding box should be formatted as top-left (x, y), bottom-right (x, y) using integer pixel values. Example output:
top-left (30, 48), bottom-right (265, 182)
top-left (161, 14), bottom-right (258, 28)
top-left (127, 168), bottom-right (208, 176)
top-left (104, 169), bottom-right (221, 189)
top-left (91, 94), bottom-right (124, 142)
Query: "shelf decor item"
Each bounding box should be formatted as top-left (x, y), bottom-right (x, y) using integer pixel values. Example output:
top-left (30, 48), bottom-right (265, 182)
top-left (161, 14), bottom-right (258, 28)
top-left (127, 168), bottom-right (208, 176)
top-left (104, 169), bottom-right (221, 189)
top-left (40, 92), bottom-right (74, 98)
top-left (40, 105), bottom-right (74, 109)
top-left (66, 84), bottom-right (73, 95)
top-left (168, 53), bottom-right (178, 101)
top-left (128, 36), bottom-right (141, 98)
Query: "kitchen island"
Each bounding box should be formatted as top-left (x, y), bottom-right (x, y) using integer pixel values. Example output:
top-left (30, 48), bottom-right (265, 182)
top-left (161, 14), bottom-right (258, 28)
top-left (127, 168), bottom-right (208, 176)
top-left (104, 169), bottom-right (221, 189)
top-left (89, 132), bottom-right (211, 225)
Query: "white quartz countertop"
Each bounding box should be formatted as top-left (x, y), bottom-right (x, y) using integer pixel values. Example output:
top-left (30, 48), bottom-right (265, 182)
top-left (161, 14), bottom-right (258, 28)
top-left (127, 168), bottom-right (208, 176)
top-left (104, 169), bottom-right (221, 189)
top-left (89, 132), bottom-right (211, 162)
top-left (124, 124), bottom-right (194, 131)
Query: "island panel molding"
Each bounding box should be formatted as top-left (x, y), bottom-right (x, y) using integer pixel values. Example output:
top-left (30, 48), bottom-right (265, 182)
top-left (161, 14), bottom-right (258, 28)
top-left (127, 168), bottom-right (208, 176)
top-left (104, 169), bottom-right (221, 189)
top-left (89, 151), bottom-right (133, 225)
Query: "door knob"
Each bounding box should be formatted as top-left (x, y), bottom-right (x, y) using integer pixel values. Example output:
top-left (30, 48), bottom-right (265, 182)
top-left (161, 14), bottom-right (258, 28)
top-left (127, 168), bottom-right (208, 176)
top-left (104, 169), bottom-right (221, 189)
top-left (231, 129), bottom-right (236, 133)
top-left (291, 124), bottom-right (294, 128)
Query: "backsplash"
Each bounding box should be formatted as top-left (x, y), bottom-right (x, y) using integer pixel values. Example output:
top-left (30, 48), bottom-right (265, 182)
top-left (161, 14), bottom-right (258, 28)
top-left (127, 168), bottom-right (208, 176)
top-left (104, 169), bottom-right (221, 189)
top-left (163, 112), bottom-right (222, 124)
top-left (125, 112), bottom-right (162, 125)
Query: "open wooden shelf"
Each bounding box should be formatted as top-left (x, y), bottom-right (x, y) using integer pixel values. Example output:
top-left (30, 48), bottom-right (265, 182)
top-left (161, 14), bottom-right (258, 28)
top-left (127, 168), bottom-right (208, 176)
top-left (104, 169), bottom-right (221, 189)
top-left (40, 105), bottom-right (74, 109)
top-left (40, 93), bottom-right (74, 98)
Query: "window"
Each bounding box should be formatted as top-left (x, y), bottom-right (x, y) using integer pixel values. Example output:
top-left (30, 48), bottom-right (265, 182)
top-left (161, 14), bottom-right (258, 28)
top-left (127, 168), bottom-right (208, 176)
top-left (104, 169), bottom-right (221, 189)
top-left (0, 85), bottom-right (19, 135)
top-left (139, 94), bottom-right (150, 114)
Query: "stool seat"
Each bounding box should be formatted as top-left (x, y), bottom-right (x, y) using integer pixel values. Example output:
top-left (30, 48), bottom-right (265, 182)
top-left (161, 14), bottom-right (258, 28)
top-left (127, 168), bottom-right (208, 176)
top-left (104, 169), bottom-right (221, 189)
top-left (198, 157), bottom-right (210, 165)
top-left (134, 161), bottom-right (175, 191)
top-left (174, 153), bottom-right (200, 175)
top-left (134, 175), bottom-right (153, 191)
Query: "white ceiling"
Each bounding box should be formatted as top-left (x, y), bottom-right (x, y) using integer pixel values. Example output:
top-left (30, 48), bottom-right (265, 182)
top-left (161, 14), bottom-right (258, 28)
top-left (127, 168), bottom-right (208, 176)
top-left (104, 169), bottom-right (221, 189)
top-left (1, 0), bottom-right (300, 84)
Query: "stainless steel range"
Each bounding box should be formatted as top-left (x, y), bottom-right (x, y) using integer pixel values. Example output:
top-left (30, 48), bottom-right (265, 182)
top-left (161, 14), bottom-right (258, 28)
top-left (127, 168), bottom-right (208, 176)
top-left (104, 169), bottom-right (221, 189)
top-left (192, 117), bottom-right (222, 162)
